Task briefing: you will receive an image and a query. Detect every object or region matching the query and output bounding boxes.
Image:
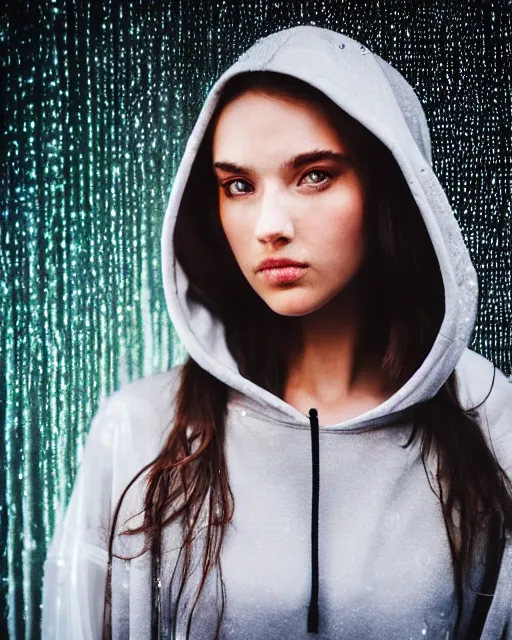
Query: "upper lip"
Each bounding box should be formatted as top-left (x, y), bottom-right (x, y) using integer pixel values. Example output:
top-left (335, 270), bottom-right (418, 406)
top-left (256, 257), bottom-right (308, 272)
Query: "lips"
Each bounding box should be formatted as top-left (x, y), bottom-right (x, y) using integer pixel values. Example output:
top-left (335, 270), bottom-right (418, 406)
top-left (259, 265), bottom-right (308, 285)
top-left (257, 258), bottom-right (307, 272)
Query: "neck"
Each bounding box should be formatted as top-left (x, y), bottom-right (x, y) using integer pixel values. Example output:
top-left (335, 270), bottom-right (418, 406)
top-left (285, 280), bottom-right (387, 406)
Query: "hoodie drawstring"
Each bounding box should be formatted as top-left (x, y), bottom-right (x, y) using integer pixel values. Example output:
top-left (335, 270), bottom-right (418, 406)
top-left (308, 408), bottom-right (320, 633)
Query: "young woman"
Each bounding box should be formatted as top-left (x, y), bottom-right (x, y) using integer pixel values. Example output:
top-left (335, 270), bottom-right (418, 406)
top-left (42, 25), bottom-right (512, 639)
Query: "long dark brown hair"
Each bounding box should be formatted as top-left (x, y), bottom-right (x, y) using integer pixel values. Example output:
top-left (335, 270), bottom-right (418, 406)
top-left (103, 71), bottom-right (512, 639)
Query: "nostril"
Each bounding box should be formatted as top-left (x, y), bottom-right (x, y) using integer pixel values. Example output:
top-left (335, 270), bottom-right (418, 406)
top-left (256, 232), bottom-right (292, 245)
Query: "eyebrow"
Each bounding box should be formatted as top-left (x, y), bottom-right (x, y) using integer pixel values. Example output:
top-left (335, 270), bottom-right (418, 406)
top-left (213, 149), bottom-right (350, 175)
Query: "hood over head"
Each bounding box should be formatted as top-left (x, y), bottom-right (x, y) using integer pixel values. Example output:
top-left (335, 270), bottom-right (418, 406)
top-left (161, 25), bottom-right (479, 430)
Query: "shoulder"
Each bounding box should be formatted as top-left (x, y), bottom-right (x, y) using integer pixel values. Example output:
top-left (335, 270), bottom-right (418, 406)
top-left (455, 348), bottom-right (512, 475)
top-left (105, 363), bottom-right (185, 420)
top-left (81, 364), bottom-right (186, 551)
top-left (87, 364), bottom-right (185, 478)
top-left (455, 348), bottom-right (511, 411)
top-left (46, 366), bottom-right (187, 564)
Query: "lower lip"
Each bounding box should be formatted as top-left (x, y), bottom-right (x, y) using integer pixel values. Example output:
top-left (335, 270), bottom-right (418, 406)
top-left (259, 265), bottom-right (308, 284)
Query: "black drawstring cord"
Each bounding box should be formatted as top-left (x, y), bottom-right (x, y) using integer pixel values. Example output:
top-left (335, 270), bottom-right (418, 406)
top-left (308, 408), bottom-right (320, 633)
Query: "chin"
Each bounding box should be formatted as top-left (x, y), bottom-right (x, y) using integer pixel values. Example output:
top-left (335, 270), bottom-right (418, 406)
top-left (261, 291), bottom-right (325, 317)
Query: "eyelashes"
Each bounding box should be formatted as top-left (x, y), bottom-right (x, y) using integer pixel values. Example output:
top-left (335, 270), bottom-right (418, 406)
top-left (302, 169), bottom-right (332, 187)
top-left (221, 178), bottom-right (253, 197)
top-left (219, 169), bottom-right (334, 198)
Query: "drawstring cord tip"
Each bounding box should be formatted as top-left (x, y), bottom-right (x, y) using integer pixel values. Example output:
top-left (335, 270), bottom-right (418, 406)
top-left (307, 603), bottom-right (319, 633)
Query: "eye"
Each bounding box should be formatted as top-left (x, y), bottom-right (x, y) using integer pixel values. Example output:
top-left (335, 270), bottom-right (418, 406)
top-left (301, 169), bottom-right (331, 186)
top-left (221, 179), bottom-right (253, 197)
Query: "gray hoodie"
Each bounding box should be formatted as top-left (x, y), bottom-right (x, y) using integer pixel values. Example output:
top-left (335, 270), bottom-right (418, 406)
top-left (42, 25), bottom-right (512, 639)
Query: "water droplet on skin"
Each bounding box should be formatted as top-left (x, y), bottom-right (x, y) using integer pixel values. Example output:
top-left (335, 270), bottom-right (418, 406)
top-left (339, 43), bottom-right (345, 49)
top-left (359, 45), bottom-right (371, 55)
top-left (241, 410), bottom-right (247, 416)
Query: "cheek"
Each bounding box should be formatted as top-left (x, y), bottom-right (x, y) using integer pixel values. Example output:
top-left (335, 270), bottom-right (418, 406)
top-left (307, 191), bottom-right (366, 261)
top-left (330, 211), bottom-right (365, 247)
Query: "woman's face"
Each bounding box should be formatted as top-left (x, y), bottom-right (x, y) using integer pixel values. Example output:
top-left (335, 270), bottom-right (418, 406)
top-left (212, 88), bottom-right (367, 317)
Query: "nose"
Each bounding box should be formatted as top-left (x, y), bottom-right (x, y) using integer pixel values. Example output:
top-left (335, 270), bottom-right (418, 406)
top-left (254, 187), bottom-right (295, 244)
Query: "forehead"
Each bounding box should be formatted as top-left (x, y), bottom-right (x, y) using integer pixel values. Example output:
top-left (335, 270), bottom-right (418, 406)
top-left (212, 89), bottom-right (349, 157)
